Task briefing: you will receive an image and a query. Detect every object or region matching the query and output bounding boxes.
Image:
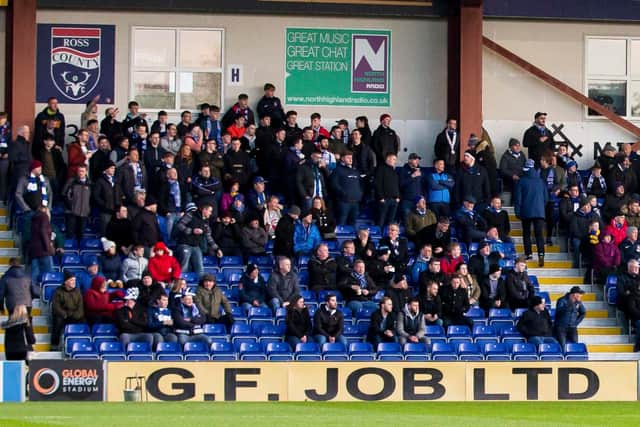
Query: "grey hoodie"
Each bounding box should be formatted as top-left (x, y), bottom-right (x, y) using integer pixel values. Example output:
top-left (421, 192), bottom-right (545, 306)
top-left (121, 252), bottom-right (149, 283)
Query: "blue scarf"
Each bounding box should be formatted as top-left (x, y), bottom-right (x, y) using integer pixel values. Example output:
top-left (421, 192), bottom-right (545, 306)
top-left (168, 179), bottom-right (181, 211)
top-left (586, 174), bottom-right (606, 193)
top-left (181, 303), bottom-right (200, 320)
top-left (352, 271), bottom-right (367, 289)
top-left (536, 125), bottom-right (546, 134)
top-left (132, 162), bottom-right (143, 189)
top-left (27, 173), bottom-right (48, 207)
top-left (256, 192), bottom-right (265, 206)
top-left (544, 167), bottom-right (555, 190)
top-left (462, 207), bottom-right (475, 218)
top-left (88, 134), bottom-right (97, 151)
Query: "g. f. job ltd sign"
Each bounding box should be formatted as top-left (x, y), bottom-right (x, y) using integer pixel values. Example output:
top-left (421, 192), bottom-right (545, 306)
top-left (106, 362), bottom-right (637, 402)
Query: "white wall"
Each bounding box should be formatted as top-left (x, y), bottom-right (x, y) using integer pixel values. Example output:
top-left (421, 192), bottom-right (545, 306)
top-left (483, 19), bottom-right (640, 162)
top-left (35, 10), bottom-right (448, 163)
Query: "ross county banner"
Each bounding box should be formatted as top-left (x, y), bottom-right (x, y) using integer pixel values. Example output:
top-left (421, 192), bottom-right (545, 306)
top-left (285, 28), bottom-right (391, 107)
top-left (36, 24), bottom-right (115, 104)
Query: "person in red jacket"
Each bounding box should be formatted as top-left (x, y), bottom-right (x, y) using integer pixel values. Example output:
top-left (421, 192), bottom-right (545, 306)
top-left (604, 212), bottom-right (628, 246)
top-left (148, 241), bottom-right (182, 285)
top-left (592, 232), bottom-right (621, 284)
top-left (84, 276), bottom-right (124, 325)
top-left (441, 242), bottom-right (465, 276)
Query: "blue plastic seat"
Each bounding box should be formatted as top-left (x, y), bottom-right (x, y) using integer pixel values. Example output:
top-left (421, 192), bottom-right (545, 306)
top-left (64, 323), bottom-right (91, 351)
top-left (355, 307), bottom-right (375, 325)
top-left (564, 342), bottom-right (588, 360)
top-left (239, 342), bottom-right (267, 361)
top-left (297, 270), bottom-right (309, 285)
top-left (511, 343), bottom-right (538, 361)
top-left (41, 271), bottom-right (63, 285)
top-left (298, 255), bottom-right (310, 267)
top-left (61, 254), bottom-right (83, 270)
top-left (91, 323), bottom-right (118, 340)
top-left (473, 324), bottom-right (498, 343)
top-left (210, 342), bottom-right (237, 361)
top-left (256, 324), bottom-right (283, 344)
top-left (265, 342), bottom-right (293, 361)
top-left (403, 343), bottom-right (430, 361)
top-left (63, 239), bottom-right (79, 254)
top-left (275, 307), bottom-right (288, 325)
top-left (222, 288), bottom-right (240, 303)
top-left (249, 255), bottom-right (273, 267)
top-left (80, 238), bottom-right (102, 254)
top-left (538, 342), bottom-right (564, 361)
top-left (295, 342), bottom-right (322, 361)
top-left (156, 342), bottom-right (183, 361)
top-left (342, 324), bottom-right (362, 344)
top-left (322, 342), bottom-right (348, 361)
top-left (360, 225), bottom-right (381, 237)
top-left (431, 342), bottom-right (458, 361)
top-left (488, 308), bottom-right (514, 327)
top-left (536, 291), bottom-right (551, 307)
top-left (248, 306), bottom-right (273, 319)
top-left (446, 325), bottom-right (473, 343)
top-left (528, 275), bottom-right (540, 288)
top-left (317, 290), bottom-right (343, 305)
top-left (183, 341), bottom-right (210, 360)
top-left (376, 342), bottom-right (403, 361)
top-left (181, 271), bottom-right (199, 284)
top-left (335, 225), bottom-right (355, 236)
top-left (220, 256), bottom-right (243, 267)
top-left (98, 341), bottom-right (126, 360)
top-left (464, 306), bottom-right (487, 324)
top-left (514, 308), bottom-right (528, 319)
top-left (500, 326), bottom-right (526, 344)
top-left (203, 323), bottom-right (227, 339)
top-left (483, 342), bottom-right (511, 360)
top-left (127, 342), bottom-right (153, 360)
top-left (457, 342), bottom-right (484, 361)
top-left (425, 324), bottom-right (447, 343)
top-left (349, 342), bottom-right (375, 361)
top-left (71, 342), bottom-right (99, 359)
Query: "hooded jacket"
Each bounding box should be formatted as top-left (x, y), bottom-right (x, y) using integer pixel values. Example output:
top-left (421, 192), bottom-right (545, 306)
top-left (239, 273), bottom-right (268, 305)
top-left (308, 255), bottom-right (337, 292)
top-left (396, 304), bottom-right (426, 339)
top-left (285, 304), bottom-right (312, 339)
top-left (84, 277), bottom-right (124, 321)
top-left (513, 168), bottom-right (548, 219)
top-left (592, 237), bottom-right (621, 272)
top-left (51, 285), bottom-right (85, 321)
top-left (147, 242), bottom-right (182, 284)
top-left (604, 218), bottom-right (628, 246)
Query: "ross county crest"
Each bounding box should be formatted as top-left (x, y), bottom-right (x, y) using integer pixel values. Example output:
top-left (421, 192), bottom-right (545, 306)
top-left (50, 27), bottom-right (101, 101)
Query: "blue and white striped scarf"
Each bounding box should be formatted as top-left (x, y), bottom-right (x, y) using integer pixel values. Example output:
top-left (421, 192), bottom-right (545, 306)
top-left (26, 174), bottom-right (48, 207)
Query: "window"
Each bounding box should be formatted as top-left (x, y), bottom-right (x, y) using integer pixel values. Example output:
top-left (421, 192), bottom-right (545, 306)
top-left (131, 27), bottom-right (223, 111)
top-left (585, 36), bottom-right (640, 118)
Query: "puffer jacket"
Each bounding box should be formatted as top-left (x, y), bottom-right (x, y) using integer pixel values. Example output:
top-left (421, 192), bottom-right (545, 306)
top-left (84, 277), bottom-right (124, 321)
top-left (147, 242), bottom-right (181, 284)
top-left (51, 286), bottom-right (85, 321)
top-left (121, 252), bottom-right (148, 283)
top-left (62, 177), bottom-right (91, 217)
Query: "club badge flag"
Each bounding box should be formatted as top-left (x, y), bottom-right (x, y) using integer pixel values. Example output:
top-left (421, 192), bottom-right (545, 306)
top-left (36, 24), bottom-right (115, 104)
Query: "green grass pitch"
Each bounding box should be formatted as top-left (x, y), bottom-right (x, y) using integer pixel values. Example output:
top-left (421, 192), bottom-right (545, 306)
top-left (1, 402), bottom-right (640, 426)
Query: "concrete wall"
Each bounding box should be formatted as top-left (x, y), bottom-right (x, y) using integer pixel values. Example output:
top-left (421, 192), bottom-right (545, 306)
top-left (36, 10), bottom-right (448, 162)
top-left (483, 19), bottom-right (640, 162)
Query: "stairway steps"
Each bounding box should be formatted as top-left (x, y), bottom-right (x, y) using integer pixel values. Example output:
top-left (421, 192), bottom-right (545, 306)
top-left (581, 318), bottom-right (618, 326)
top-left (539, 284), bottom-right (598, 293)
top-left (588, 344), bottom-right (634, 353)
top-left (585, 310), bottom-right (609, 318)
top-left (526, 261), bottom-right (573, 269)
top-left (578, 327), bottom-right (622, 335)
top-left (538, 277), bottom-right (583, 284)
top-left (580, 335), bottom-right (629, 344)
top-left (589, 352), bottom-right (640, 360)
top-left (515, 244), bottom-right (561, 253)
top-left (0, 343), bottom-right (50, 352)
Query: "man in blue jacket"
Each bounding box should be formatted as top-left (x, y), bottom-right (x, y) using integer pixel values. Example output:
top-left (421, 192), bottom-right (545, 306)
top-left (426, 159), bottom-right (454, 218)
top-left (293, 210), bottom-right (321, 257)
top-left (554, 286), bottom-right (586, 348)
top-left (514, 159), bottom-right (548, 266)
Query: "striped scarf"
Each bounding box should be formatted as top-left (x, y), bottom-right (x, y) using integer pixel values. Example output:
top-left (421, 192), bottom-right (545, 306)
top-left (352, 271), bottom-right (368, 289)
top-left (181, 303), bottom-right (200, 320)
top-left (168, 179), bottom-right (181, 211)
top-left (26, 173), bottom-right (48, 207)
top-left (586, 174), bottom-right (606, 193)
top-left (131, 162), bottom-right (143, 189)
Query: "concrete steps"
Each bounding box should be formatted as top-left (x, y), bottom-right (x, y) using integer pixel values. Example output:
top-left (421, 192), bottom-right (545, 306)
top-left (588, 344), bottom-right (634, 353)
top-left (589, 352), bottom-right (640, 360)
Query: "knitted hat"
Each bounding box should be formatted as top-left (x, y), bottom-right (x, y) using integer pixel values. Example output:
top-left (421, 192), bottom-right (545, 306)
top-left (414, 195), bottom-right (426, 205)
top-left (63, 270), bottom-right (75, 282)
top-left (463, 150), bottom-right (476, 160)
top-left (377, 245), bottom-right (391, 256)
top-left (185, 202), bottom-right (198, 213)
top-left (565, 160), bottom-right (577, 170)
top-left (489, 264), bottom-right (501, 274)
top-left (478, 241), bottom-right (490, 250)
top-left (30, 160), bottom-right (43, 171)
top-left (103, 161), bottom-right (116, 171)
top-left (530, 295), bottom-right (544, 307)
top-left (101, 237), bottom-right (116, 252)
top-left (246, 263), bottom-right (258, 275)
top-left (508, 138), bottom-right (520, 147)
top-left (523, 159), bottom-right (535, 171)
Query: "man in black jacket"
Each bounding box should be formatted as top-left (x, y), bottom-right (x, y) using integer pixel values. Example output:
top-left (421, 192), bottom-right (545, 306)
top-left (439, 275), bottom-right (472, 328)
top-left (522, 112), bottom-right (553, 166)
top-left (331, 152), bottom-right (363, 226)
top-left (273, 205), bottom-right (300, 259)
top-left (115, 289), bottom-right (163, 350)
top-left (516, 296), bottom-right (556, 345)
top-left (335, 240), bottom-right (356, 283)
top-left (131, 196), bottom-right (163, 254)
top-left (308, 243), bottom-right (337, 292)
top-left (34, 97), bottom-right (66, 149)
top-left (257, 83), bottom-right (285, 127)
top-left (617, 259), bottom-right (640, 314)
top-left (454, 196), bottom-right (488, 244)
top-left (481, 196), bottom-right (511, 241)
top-left (224, 138), bottom-right (252, 190)
top-left (366, 296), bottom-right (397, 347)
top-left (89, 136), bottom-right (112, 182)
top-left (479, 264), bottom-right (508, 314)
top-left (468, 242), bottom-right (502, 281)
top-left (415, 217), bottom-right (451, 256)
top-left (433, 118), bottom-right (459, 174)
top-left (116, 147), bottom-right (147, 205)
top-left (374, 153), bottom-right (400, 227)
top-left (506, 257), bottom-right (535, 309)
top-left (418, 258), bottom-right (446, 299)
top-left (175, 203), bottom-right (222, 276)
top-left (93, 161), bottom-right (120, 235)
top-left (371, 114), bottom-right (400, 164)
top-left (296, 152), bottom-right (329, 211)
top-left (313, 294), bottom-right (348, 347)
top-left (454, 150), bottom-right (491, 208)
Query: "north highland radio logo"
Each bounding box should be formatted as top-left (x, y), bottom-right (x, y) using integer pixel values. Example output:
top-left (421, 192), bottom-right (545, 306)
top-left (50, 27), bottom-right (101, 100)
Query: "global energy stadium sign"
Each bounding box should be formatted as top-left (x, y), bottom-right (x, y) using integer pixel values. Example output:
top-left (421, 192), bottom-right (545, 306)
top-left (285, 27), bottom-right (391, 107)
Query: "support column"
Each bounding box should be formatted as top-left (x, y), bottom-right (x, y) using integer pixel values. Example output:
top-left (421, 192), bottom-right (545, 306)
top-left (5, 0), bottom-right (36, 135)
top-left (448, 0), bottom-right (483, 159)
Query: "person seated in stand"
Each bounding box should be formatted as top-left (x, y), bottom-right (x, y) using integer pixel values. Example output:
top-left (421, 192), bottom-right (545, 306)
top-left (168, 278), bottom-right (187, 311)
top-left (366, 246), bottom-right (395, 291)
top-left (479, 264), bottom-right (508, 315)
top-left (239, 263), bottom-right (269, 314)
top-left (339, 259), bottom-right (379, 313)
top-left (293, 210), bottom-right (322, 257)
top-left (410, 243), bottom-right (433, 285)
top-left (385, 273), bottom-right (411, 314)
top-left (366, 297), bottom-right (398, 347)
top-left (213, 211), bottom-right (243, 257)
top-left (50, 271), bottom-right (86, 351)
top-left (439, 274), bottom-right (473, 328)
top-left (353, 228), bottom-right (376, 261)
top-left (285, 294), bottom-right (313, 348)
top-left (115, 288), bottom-right (163, 350)
top-left (83, 276), bottom-right (124, 325)
top-left (127, 272), bottom-right (164, 309)
top-left (267, 256), bottom-right (300, 313)
top-left (457, 263), bottom-right (481, 307)
top-left (335, 240), bottom-right (356, 283)
top-left (454, 195), bottom-right (488, 244)
top-left (420, 280), bottom-right (443, 326)
top-left (241, 214), bottom-right (269, 258)
top-left (506, 257), bottom-right (536, 310)
top-left (194, 274), bottom-right (234, 328)
top-left (592, 231), bottom-right (621, 284)
top-left (313, 294), bottom-right (348, 347)
top-left (440, 242), bottom-right (465, 276)
top-left (405, 196), bottom-right (437, 243)
top-left (172, 289), bottom-right (210, 345)
top-left (516, 295), bottom-right (557, 345)
top-left (308, 243), bottom-right (337, 292)
top-left (418, 258), bottom-right (446, 299)
top-left (481, 196), bottom-right (511, 242)
top-left (379, 222), bottom-right (409, 273)
top-left (415, 216), bottom-right (451, 256)
top-left (147, 241), bottom-right (181, 287)
top-left (468, 241), bottom-right (502, 282)
top-left (147, 293), bottom-right (179, 344)
top-left (396, 297), bottom-right (429, 345)
top-left (310, 196), bottom-right (337, 241)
